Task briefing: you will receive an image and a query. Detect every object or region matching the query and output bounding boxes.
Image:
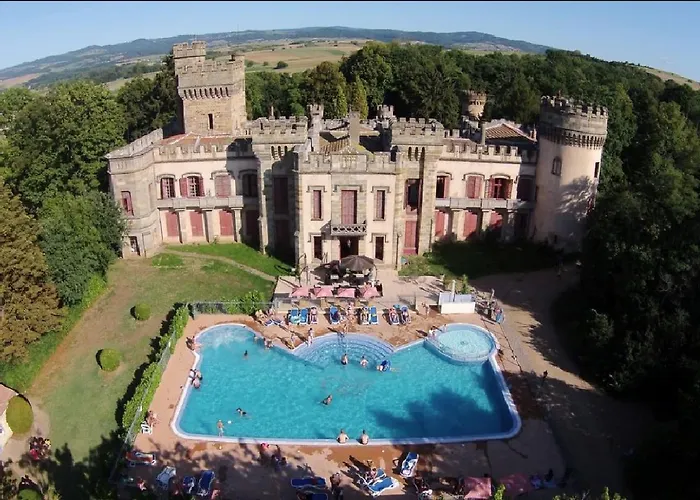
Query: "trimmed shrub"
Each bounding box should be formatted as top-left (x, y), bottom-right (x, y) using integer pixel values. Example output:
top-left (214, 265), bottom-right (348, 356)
top-left (121, 362), bottom-right (161, 430)
top-left (133, 303), bottom-right (151, 321)
top-left (6, 396), bottom-right (33, 434)
top-left (275, 61), bottom-right (289, 69)
top-left (98, 348), bottom-right (121, 372)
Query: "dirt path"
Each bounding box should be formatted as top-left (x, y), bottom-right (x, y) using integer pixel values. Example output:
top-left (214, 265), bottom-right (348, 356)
top-left (472, 267), bottom-right (653, 496)
top-left (162, 250), bottom-right (277, 282)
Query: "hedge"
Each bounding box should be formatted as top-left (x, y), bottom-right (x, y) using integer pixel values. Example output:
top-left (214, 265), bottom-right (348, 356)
top-left (98, 348), bottom-right (121, 371)
top-left (6, 396), bottom-right (33, 434)
top-left (133, 303), bottom-right (151, 321)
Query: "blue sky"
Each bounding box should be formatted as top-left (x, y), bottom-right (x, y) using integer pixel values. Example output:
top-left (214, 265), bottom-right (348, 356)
top-left (1, 1), bottom-right (699, 81)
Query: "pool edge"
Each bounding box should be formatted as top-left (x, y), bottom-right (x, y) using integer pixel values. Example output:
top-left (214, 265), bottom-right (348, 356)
top-left (170, 322), bottom-right (522, 446)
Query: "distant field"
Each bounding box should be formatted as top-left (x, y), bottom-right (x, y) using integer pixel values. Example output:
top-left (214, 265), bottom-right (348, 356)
top-left (642, 66), bottom-right (700, 90)
top-left (0, 72), bottom-right (42, 89)
top-left (105, 71), bottom-right (158, 91)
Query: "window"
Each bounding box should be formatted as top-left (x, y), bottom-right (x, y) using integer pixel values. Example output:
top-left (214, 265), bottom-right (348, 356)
top-left (208, 113), bottom-right (214, 130)
top-left (186, 176), bottom-right (203, 197)
top-left (594, 161), bottom-right (600, 178)
top-left (313, 236), bottom-right (323, 261)
top-left (129, 236), bottom-right (139, 255)
top-left (340, 190), bottom-right (357, 224)
top-left (492, 178), bottom-right (505, 199)
top-left (466, 175), bottom-right (482, 199)
top-left (120, 191), bottom-right (133, 216)
top-left (273, 177), bottom-right (289, 214)
top-left (242, 173), bottom-right (258, 197)
top-left (517, 177), bottom-right (533, 201)
top-left (312, 189), bottom-right (322, 220)
top-left (214, 175), bottom-right (231, 197)
top-left (375, 190), bottom-right (386, 220)
top-left (552, 157), bottom-right (562, 176)
top-left (435, 175), bottom-right (449, 199)
top-left (405, 179), bottom-right (420, 212)
top-left (375, 236), bottom-right (385, 261)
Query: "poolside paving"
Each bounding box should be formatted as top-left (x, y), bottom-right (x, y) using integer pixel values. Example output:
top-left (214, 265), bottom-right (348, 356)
top-left (130, 308), bottom-right (567, 499)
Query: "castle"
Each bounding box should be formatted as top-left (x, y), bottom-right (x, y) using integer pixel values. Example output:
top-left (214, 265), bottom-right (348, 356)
top-left (106, 41), bottom-right (608, 269)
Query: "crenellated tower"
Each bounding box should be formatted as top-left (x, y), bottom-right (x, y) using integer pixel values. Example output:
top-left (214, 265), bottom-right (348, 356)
top-left (462, 90), bottom-right (487, 121)
top-left (532, 96), bottom-right (608, 250)
top-left (173, 41), bottom-right (246, 135)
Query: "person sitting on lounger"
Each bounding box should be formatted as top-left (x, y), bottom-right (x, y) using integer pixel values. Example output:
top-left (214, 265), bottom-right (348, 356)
top-left (322, 394), bottom-right (333, 406)
top-left (309, 307), bottom-right (318, 323)
top-left (346, 304), bottom-right (354, 319)
top-left (341, 353), bottom-right (348, 365)
top-left (337, 429), bottom-right (348, 443)
top-left (401, 308), bottom-right (410, 323)
top-left (360, 356), bottom-right (368, 368)
top-left (389, 309), bottom-right (399, 324)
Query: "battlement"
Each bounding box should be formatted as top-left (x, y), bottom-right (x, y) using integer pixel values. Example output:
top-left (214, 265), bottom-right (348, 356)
top-left (297, 150), bottom-right (395, 174)
top-left (466, 90), bottom-right (487, 103)
top-left (178, 57), bottom-right (245, 76)
top-left (246, 117), bottom-right (309, 143)
top-left (539, 95), bottom-right (608, 147)
top-left (173, 41), bottom-right (207, 59)
top-left (376, 104), bottom-right (395, 119)
top-left (105, 129), bottom-right (163, 160)
top-left (391, 118), bottom-right (444, 135)
top-left (308, 104), bottom-right (324, 117)
top-left (440, 139), bottom-right (538, 164)
top-left (540, 96), bottom-right (608, 120)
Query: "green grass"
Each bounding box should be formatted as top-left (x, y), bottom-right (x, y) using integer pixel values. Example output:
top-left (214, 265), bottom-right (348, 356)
top-left (167, 243), bottom-right (293, 277)
top-left (151, 253), bottom-right (184, 268)
top-left (28, 256), bottom-right (273, 460)
top-left (400, 239), bottom-right (559, 279)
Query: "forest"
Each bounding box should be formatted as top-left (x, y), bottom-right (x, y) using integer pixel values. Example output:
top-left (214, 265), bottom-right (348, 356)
top-left (2, 41), bottom-right (700, 498)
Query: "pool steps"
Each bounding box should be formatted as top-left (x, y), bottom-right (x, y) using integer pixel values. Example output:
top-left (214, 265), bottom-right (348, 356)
top-left (293, 333), bottom-right (395, 368)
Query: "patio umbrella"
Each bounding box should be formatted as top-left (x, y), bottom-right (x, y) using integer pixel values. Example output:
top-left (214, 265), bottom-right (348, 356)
top-left (336, 287), bottom-right (356, 298)
top-left (313, 285), bottom-right (334, 298)
top-left (290, 286), bottom-right (312, 298)
top-left (463, 477), bottom-right (492, 499)
top-left (359, 286), bottom-right (380, 299)
top-left (498, 473), bottom-right (534, 498)
top-left (339, 255), bottom-right (374, 273)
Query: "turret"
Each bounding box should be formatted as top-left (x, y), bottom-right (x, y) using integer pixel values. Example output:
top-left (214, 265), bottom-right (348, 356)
top-left (463, 90), bottom-right (487, 121)
top-left (531, 96), bottom-right (609, 250)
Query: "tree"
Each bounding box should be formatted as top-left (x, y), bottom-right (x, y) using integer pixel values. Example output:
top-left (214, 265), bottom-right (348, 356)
top-left (5, 81), bottom-right (126, 212)
top-left (0, 460), bottom-right (17, 499)
top-left (303, 62), bottom-right (348, 118)
top-left (275, 61), bottom-right (288, 70)
top-left (340, 41), bottom-right (393, 112)
top-left (39, 191), bottom-right (126, 306)
top-left (116, 77), bottom-right (161, 142)
top-left (0, 180), bottom-right (62, 362)
top-left (346, 76), bottom-right (369, 119)
top-left (0, 87), bottom-right (35, 130)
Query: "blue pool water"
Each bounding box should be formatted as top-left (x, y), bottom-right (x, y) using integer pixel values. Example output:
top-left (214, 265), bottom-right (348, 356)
top-left (433, 323), bottom-right (497, 361)
top-left (175, 324), bottom-right (519, 444)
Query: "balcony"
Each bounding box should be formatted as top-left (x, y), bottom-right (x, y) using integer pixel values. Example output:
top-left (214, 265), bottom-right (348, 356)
top-left (329, 222), bottom-right (367, 236)
top-left (156, 195), bottom-right (244, 210)
top-left (434, 197), bottom-right (535, 210)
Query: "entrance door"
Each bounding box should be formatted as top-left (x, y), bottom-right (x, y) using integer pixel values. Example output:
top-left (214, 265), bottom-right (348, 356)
top-left (375, 236), bottom-right (385, 261)
top-left (244, 209), bottom-right (260, 247)
top-left (339, 237), bottom-right (359, 258)
top-left (165, 211), bottom-right (180, 239)
top-left (464, 210), bottom-right (479, 239)
top-left (403, 220), bottom-right (418, 255)
top-left (434, 210), bottom-right (446, 238)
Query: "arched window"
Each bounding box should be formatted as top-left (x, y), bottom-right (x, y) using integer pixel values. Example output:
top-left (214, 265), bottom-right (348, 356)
top-left (551, 157), bottom-right (562, 176)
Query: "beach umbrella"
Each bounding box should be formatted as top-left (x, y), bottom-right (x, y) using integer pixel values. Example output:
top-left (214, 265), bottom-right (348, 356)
top-left (290, 286), bottom-right (312, 298)
top-left (463, 477), bottom-right (492, 499)
top-left (359, 286), bottom-right (380, 299)
top-left (313, 286), bottom-right (334, 298)
top-left (336, 287), bottom-right (356, 298)
top-left (339, 255), bottom-right (374, 273)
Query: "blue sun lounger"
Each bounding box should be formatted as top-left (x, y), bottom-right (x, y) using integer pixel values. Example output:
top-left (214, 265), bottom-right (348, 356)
top-left (400, 452), bottom-right (419, 478)
top-left (366, 476), bottom-right (400, 497)
top-left (329, 306), bottom-right (341, 325)
top-left (196, 470), bottom-right (215, 497)
top-left (369, 306), bottom-right (379, 325)
top-left (288, 308), bottom-right (300, 325)
top-left (299, 308), bottom-right (309, 325)
top-left (290, 476), bottom-right (328, 489)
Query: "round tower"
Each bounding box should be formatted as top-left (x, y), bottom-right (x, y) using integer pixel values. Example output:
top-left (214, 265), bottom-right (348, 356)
top-left (531, 96), bottom-right (608, 251)
top-left (462, 90), bottom-right (487, 121)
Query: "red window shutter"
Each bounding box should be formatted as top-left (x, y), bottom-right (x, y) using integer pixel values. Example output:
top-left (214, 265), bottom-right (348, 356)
top-left (466, 177), bottom-right (476, 198)
top-left (435, 210), bottom-right (445, 237)
top-left (179, 177), bottom-right (188, 198)
top-left (505, 179), bottom-right (513, 199)
top-left (219, 210), bottom-right (234, 236)
top-left (215, 175), bottom-right (231, 197)
top-left (488, 176), bottom-right (497, 198)
top-left (375, 190), bottom-right (385, 220)
top-left (443, 176), bottom-right (450, 198)
top-left (341, 190), bottom-right (356, 224)
top-left (190, 211), bottom-right (204, 237)
top-left (160, 178), bottom-right (167, 199)
top-left (475, 177), bottom-right (483, 199)
top-left (312, 190), bottom-right (322, 219)
top-left (197, 176), bottom-right (204, 197)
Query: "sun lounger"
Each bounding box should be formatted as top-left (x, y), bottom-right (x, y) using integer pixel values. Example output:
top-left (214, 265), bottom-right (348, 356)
top-left (400, 305), bottom-right (411, 325)
top-left (400, 452), bottom-right (419, 478)
top-left (140, 422), bottom-right (153, 435)
top-left (299, 308), bottom-right (309, 325)
top-left (329, 306), bottom-right (341, 325)
top-left (126, 450), bottom-right (157, 467)
top-left (369, 306), bottom-right (379, 325)
top-left (366, 476), bottom-right (400, 497)
top-left (182, 476), bottom-right (196, 495)
top-left (290, 476), bottom-right (328, 489)
top-left (361, 308), bottom-right (370, 325)
top-left (156, 466), bottom-right (177, 490)
top-left (288, 308), bottom-right (300, 325)
top-left (357, 468), bottom-right (388, 489)
top-left (196, 470), bottom-right (215, 497)
top-left (297, 492), bottom-right (329, 500)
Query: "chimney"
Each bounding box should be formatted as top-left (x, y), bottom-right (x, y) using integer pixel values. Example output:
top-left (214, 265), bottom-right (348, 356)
top-left (348, 111), bottom-right (360, 146)
top-left (480, 121), bottom-right (487, 146)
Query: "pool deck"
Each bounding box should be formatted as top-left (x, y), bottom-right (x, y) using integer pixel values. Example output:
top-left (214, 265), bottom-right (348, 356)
top-left (130, 305), bottom-right (566, 498)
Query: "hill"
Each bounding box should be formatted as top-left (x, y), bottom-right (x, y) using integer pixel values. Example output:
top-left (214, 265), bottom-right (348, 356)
top-left (0, 26), bottom-right (552, 88)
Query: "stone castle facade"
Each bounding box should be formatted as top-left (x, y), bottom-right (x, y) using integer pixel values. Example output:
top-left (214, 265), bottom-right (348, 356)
top-left (106, 41), bottom-right (608, 269)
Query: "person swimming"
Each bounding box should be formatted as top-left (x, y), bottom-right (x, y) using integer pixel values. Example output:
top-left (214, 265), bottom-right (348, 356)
top-left (377, 359), bottom-right (391, 372)
top-left (360, 429), bottom-right (369, 445)
top-left (337, 429), bottom-right (348, 443)
top-left (322, 394), bottom-right (333, 405)
top-left (192, 377), bottom-right (201, 389)
top-left (244, 350), bottom-right (248, 358)
top-left (360, 356), bottom-right (368, 367)
top-left (236, 407), bottom-right (248, 417)
top-left (341, 353), bottom-right (348, 365)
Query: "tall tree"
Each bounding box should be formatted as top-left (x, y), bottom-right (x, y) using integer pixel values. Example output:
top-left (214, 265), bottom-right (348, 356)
top-left (39, 191), bottom-right (126, 306)
top-left (0, 180), bottom-right (62, 362)
top-left (0, 87), bottom-right (36, 130)
top-left (346, 76), bottom-right (369, 119)
top-left (303, 62), bottom-right (348, 119)
top-left (5, 81), bottom-right (126, 211)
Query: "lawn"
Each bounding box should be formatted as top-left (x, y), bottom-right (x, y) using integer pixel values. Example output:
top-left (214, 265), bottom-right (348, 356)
top-left (26, 256), bottom-right (273, 461)
top-left (166, 243), bottom-right (293, 276)
top-left (400, 239), bottom-right (559, 280)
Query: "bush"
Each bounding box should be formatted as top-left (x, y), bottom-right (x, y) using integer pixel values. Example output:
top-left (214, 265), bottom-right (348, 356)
top-left (133, 303), bottom-right (151, 321)
top-left (17, 490), bottom-right (42, 500)
top-left (262, 61), bottom-right (269, 67)
top-left (98, 348), bottom-right (121, 371)
top-left (6, 396), bottom-right (33, 434)
top-left (275, 61), bottom-right (289, 69)
top-left (121, 362), bottom-right (161, 430)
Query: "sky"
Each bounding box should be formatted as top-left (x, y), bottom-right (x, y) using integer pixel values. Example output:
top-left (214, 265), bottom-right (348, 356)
top-left (0, 1), bottom-right (699, 81)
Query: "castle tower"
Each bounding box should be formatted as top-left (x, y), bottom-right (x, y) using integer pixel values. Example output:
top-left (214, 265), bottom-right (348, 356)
top-left (173, 41), bottom-right (246, 135)
top-left (531, 96), bottom-right (608, 250)
top-left (463, 90), bottom-right (487, 121)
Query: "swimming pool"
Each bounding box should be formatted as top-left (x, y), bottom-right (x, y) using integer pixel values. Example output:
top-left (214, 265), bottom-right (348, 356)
top-left (172, 324), bottom-right (520, 445)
